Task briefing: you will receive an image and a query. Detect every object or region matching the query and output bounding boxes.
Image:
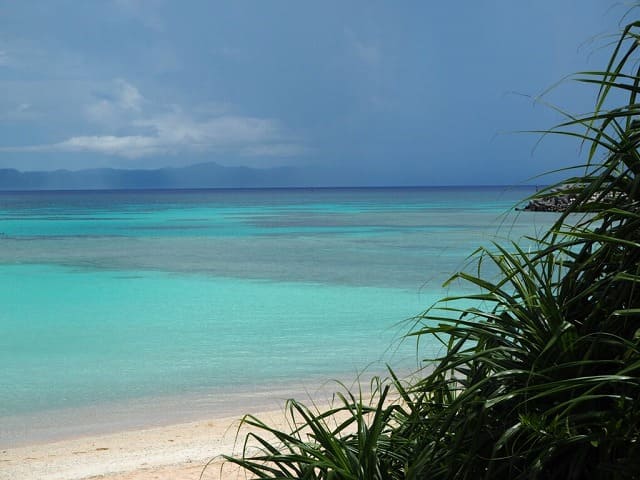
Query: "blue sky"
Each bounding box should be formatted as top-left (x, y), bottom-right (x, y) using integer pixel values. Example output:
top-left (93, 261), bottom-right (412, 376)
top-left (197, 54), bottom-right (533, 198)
top-left (0, 1), bottom-right (623, 185)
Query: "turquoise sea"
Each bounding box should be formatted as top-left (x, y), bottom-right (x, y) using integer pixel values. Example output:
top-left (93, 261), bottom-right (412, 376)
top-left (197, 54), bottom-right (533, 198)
top-left (0, 187), bottom-right (554, 445)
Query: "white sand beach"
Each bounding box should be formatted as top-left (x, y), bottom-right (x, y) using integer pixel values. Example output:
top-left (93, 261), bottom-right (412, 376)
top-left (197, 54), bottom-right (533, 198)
top-left (1, 407), bottom-right (293, 480)
top-left (0, 371), bottom-right (387, 480)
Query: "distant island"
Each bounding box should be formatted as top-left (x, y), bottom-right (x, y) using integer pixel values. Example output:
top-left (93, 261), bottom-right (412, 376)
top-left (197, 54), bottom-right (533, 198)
top-left (0, 162), bottom-right (542, 191)
top-left (0, 162), bottom-right (322, 190)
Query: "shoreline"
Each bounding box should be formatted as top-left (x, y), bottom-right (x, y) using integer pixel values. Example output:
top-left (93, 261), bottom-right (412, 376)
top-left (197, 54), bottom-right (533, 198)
top-left (1, 406), bottom-right (300, 480)
top-left (0, 375), bottom-right (392, 479)
top-left (2, 373), bottom-right (385, 449)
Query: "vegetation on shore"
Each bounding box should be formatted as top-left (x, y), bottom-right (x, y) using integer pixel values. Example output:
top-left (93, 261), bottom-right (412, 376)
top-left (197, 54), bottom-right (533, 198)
top-left (220, 9), bottom-right (640, 479)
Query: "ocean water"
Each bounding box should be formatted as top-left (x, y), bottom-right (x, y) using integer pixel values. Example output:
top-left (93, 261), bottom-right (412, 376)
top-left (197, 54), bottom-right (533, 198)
top-left (0, 186), bottom-right (554, 445)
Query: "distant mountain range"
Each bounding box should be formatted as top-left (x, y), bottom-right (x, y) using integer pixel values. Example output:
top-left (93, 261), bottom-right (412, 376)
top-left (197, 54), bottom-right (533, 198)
top-left (0, 162), bottom-right (323, 190)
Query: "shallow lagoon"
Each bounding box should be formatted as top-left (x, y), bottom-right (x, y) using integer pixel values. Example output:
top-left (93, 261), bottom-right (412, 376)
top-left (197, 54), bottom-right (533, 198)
top-left (0, 187), bottom-right (554, 444)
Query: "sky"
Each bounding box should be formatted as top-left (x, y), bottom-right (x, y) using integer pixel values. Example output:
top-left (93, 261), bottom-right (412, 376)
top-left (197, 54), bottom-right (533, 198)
top-left (0, 1), bottom-right (625, 185)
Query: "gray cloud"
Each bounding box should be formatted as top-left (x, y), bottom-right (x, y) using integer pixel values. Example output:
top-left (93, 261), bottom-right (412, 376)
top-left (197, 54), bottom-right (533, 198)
top-left (2, 79), bottom-right (304, 159)
top-left (85, 79), bottom-right (145, 126)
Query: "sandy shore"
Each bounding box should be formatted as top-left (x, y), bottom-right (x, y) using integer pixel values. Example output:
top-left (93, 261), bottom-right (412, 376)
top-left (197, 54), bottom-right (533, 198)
top-left (0, 375), bottom-right (389, 479)
top-left (1, 407), bottom-right (296, 480)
